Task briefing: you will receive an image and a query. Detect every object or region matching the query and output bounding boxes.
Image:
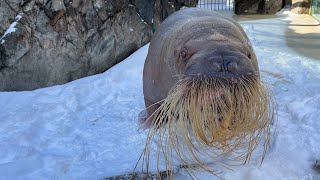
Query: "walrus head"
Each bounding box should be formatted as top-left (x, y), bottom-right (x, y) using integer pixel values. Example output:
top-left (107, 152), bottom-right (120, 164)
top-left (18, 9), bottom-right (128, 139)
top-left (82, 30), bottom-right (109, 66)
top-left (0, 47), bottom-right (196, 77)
top-left (141, 8), bottom-right (275, 178)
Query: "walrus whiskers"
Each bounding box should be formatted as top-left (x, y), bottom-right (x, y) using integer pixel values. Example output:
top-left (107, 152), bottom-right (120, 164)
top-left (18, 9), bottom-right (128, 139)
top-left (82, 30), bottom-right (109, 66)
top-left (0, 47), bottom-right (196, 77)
top-left (141, 75), bottom-right (274, 179)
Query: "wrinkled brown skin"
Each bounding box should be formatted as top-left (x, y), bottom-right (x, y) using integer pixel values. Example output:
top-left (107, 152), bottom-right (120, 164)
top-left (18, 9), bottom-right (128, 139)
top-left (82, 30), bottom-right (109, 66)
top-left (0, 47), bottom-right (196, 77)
top-left (142, 8), bottom-right (259, 126)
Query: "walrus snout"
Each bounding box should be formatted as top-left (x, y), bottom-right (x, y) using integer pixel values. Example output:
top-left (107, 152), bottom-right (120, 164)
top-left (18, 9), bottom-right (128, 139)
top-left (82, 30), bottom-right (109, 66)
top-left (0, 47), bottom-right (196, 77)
top-left (184, 50), bottom-right (256, 78)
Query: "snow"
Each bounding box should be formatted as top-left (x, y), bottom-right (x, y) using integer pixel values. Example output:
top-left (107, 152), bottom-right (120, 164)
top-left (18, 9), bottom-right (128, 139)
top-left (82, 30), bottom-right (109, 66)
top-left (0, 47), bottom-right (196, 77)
top-left (0, 45), bottom-right (151, 179)
top-left (0, 14), bottom-right (22, 44)
top-left (0, 8), bottom-right (320, 180)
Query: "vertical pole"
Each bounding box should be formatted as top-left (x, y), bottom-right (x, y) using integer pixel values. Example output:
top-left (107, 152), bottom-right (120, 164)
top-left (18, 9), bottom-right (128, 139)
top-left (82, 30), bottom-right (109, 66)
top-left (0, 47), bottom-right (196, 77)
top-left (211, 0), bottom-right (213, 10)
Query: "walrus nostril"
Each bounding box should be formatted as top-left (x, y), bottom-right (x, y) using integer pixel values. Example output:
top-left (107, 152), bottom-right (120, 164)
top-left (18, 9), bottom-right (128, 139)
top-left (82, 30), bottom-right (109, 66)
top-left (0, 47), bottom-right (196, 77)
top-left (226, 61), bottom-right (238, 72)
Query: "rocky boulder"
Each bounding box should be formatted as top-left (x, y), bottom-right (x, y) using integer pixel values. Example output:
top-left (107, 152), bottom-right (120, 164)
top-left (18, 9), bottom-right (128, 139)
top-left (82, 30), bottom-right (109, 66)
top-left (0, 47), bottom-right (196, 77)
top-left (291, 0), bottom-right (311, 14)
top-left (0, 0), bottom-right (198, 91)
top-left (235, 0), bottom-right (283, 15)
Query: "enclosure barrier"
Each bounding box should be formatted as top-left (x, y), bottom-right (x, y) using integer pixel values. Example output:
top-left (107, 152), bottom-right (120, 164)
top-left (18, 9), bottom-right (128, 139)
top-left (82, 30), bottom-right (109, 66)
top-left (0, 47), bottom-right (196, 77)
top-left (197, 0), bottom-right (234, 11)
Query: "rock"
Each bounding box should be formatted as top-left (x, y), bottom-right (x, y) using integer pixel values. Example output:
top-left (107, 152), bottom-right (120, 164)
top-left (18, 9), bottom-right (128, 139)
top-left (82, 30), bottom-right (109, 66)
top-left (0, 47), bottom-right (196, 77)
top-left (22, 0), bottom-right (34, 13)
top-left (153, 0), bottom-right (176, 31)
top-left (291, 0), bottom-right (311, 14)
top-left (104, 171), bottom-right (170, 180)
top-left (86, 6), bottom-right (152, 75)
top-left (0, 0), bottom-right (198, 91)
top-left (132, 0), bottom-right (155, 26)
top-left (265, 0), bottom-right (284, 14)
top-left (314, 160), bottom-right (320, 174)
top-left (0, 0), bottom-right (20, 36)
top-left (92, 0), bottom-right (108, 21)
top-left (132, 0), bottom-right (198, 31)
top-left (285, 0), bottom-right (292, 6)
top-left (235, 0), bottom-right (283, 15)
top-left (0, 13), bottom-right (31, 67)
top-left (104, 0), bottom-right (129, 16)
top-left (153, 0), bottom-right (198, 30)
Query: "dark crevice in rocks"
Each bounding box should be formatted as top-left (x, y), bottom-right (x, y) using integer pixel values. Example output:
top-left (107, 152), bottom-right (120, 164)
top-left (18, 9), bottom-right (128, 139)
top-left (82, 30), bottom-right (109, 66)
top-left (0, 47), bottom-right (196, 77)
top-left (20, 0), bottom-right (32, 6)
top-left (50, 10), bottom-right (65, 26)
top-left (3, 0), bottom-right (18, 14)
top-left (66, 38), bottom-right (79, 50)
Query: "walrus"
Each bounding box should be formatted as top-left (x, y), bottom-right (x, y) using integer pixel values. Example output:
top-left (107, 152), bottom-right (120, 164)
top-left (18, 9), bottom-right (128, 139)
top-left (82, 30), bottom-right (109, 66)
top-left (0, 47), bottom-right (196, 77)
top-left (140, 8), bottom-right (274, 178)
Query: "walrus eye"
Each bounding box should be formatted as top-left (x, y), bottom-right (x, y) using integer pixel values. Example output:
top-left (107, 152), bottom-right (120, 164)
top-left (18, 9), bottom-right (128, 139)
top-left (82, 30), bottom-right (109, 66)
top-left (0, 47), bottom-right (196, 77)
top-left (180, 51), bottom-right (187, 59)
top-left (248, 53), bottom-right (252, 59)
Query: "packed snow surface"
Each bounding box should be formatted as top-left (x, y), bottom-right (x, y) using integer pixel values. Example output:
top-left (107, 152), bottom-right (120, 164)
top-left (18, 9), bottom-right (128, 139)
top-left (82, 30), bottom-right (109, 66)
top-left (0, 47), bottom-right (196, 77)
top-left (0, 9), bottom-right (319, 180)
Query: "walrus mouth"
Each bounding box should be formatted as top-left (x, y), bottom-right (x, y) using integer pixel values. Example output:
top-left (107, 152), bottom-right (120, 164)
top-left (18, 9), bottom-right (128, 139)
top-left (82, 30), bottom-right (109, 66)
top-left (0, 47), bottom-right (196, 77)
top-left (141, 75), bottom-right (275, 179)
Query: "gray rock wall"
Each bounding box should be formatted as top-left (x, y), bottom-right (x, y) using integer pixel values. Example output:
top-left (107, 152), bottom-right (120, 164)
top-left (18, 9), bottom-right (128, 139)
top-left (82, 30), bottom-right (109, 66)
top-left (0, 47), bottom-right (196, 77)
top-left (0, 0), bottom-right (198, 91)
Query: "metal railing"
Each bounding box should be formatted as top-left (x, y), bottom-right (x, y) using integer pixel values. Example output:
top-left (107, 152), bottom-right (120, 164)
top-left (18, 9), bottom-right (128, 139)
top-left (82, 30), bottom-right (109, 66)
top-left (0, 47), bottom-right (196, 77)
top-left (198, 0), bottom-right (234, 11)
